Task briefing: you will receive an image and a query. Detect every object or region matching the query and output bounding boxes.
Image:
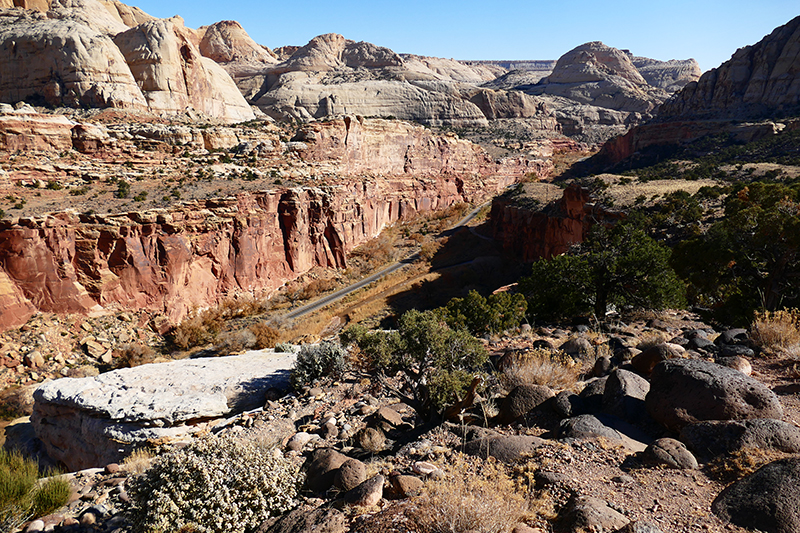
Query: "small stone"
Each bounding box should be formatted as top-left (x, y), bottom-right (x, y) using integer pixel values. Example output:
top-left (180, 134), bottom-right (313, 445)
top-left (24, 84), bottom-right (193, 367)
top-left (79, 511), bottom-right (97, 526)
top-left (286, 432), bottom-right (313, 452)
top-left (643, 438), bottom-right (698, 469)
top-left (375, 406), bottom-right (404, 427)
top-left (412, 461), bottom-right (438, 476)
top-left (357, 427), bottom-right (385, 453)
top-left (25, 519), bottom-right (45, 532)
top-left (335, 458), bottom-right (367, 492)
top-left (104, 463), bottom-right (121, 475)
top-left (23, 350), bottom-right (45, 368)
top-left (344, 475), bottom-right (384, 507)
top-left (390, 474), bottom-right (423, 497)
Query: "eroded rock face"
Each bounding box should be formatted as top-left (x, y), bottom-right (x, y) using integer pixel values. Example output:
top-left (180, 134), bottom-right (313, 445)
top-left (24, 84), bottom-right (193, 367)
top-left (490, 183), bottom-right (624, 261)
top-left (113, 19), bottom-right (254, 123)
top-left (0, 13), bottom-right (147, 109)
top-left (645, 359), bottom-right (783, 431)
top-left (660, 15), bottom-right (800, 120)
top-left (31, 350), bottom-right (296, 470)
top-left (630, 57), bottom-right (702, 92)
top-left (198, 20), bottom-right (277, 79)
top-left (599, 16), bottom-right (800, 164)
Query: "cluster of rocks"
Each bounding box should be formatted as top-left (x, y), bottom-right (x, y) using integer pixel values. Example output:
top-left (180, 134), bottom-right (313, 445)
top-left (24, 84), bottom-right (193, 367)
top-left (12, 313), bottom-right (798, 532)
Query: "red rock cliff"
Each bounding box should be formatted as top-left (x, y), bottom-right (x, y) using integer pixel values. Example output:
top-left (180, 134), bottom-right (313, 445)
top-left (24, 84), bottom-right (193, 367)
top-left (490, 184), bottom-right (624, 262)
top-left (0, 176), bottom-right (520, 331)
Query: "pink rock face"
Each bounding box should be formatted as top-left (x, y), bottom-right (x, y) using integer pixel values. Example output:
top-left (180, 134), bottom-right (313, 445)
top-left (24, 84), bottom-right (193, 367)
top-left (0, 113), bottom-right (75, 152)
top-left (0, 177), bottom-right (532, 331)
top-left (294, 116), bottom-right (550, 180)
top-left (490, 184), bottom-right (624, 262)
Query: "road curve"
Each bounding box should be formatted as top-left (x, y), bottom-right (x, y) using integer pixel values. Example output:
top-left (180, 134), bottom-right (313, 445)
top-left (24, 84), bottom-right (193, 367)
top-left (281, 201), bottom-right (491, 321)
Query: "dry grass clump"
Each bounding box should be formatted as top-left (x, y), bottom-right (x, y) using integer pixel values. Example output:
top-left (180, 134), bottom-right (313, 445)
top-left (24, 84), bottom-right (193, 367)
top-left (114, 343), bottom-right (157, 368)
top-left (249, 322), bottom-right (280, 349)
top-left (705, 448), bottom-right (795, 483)
top-left (121, 448), bottom-right (153, 475)
top-left (636, 331), bottom-right (668, 351)
top-left (171, 296), bottom-right (268, 350)
top-left (500, 349), bottom-right (580, 391)
top-left (299, 278), bottom-right (337, 300)
top-left (751, 309), bottom-right (800, 358)
top-left (410, 457), bottom-right (535, 533)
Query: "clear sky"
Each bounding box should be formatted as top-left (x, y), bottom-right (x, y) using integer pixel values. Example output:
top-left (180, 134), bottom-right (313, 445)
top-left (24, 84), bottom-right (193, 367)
top-left (129, 0), bottom-right (798, 73)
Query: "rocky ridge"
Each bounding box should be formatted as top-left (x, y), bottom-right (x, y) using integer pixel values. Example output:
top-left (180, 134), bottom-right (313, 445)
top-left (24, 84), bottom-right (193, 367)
top-left (600, 15), bottom-right (800, 164)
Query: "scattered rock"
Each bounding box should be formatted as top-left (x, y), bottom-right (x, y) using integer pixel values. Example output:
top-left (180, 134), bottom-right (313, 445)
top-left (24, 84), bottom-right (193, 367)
top-left (497, 384), bottom-right (554, 424)
top-left (357, 427), bottom-right (386, 452)
top-left (560, 337), bottom-right (593, 359)
top-left (553, 391), bottom-right (586, 419)
top-left (334, 458), bottom-right (367, 492)
top-left (558, 413), bottom-right (652, 452)
top-left (602, 369), bottom-right (650, 425)
top-left (645, 358), bottom-right (783, 431)
top-left (389, 474), bottom-right (423, 498)
top-left (716, 356), bottom-right (752, 375)
top-left (343, 474), bottom-right (384, 507)
top-left (712, 457), bottom-right (800, 533)
top-left (259, 505), bottom-right (347, 533)
top-left (642, 438), bottom-right (698, 469)
top-left (680, 419), bottom-right (800, 459)
top-left (306, 448), bottom-right (348, 493)
top-left (560, 495), bottom-right (630, 533)
top-left (631, 343), bottom-right (684, 374)
top-left (463, 435), bottom-right (546, 462)
top-left (287, 432), bottom-right (314, 452)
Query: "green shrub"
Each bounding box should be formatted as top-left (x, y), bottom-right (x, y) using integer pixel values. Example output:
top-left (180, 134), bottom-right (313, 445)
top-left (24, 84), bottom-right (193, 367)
top-left (126, 435), bottom-right (302, 533)
top-left (0, 449), bottom-right (70, 530)
top-left (441, 290), bottom-right (528, 336)
top-left (346, 310), bottom-right (488, 420)
top-left (290, 341), bottom-right (349, 390)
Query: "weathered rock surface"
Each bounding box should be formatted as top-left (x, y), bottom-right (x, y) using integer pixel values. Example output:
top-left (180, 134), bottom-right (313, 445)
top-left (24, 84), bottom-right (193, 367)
top-left (712, 457), bottom-right (800, 533)
top-left (661, 16), bottom-right (800, 120)
top-left (496, 384), bottom-right (554, 424)
top-left (112, 18), bottom-right (254, 123)
top-left (601, 369), bottom-right (650, 425)
top-left (490, 183), bottom-right (624, 261)
top-left (0, 12), bottom-right (147, 109)
top-left (642, 437), bottom-right (698, 469)
top-left (343, 474), bottom-right (384, 507)
top-left (558, 413), bottom-right (652, 452)
top-left (630, 57), bottom-right (702, 92)
top-left (560, 495), bottom-right (630, 532)
top-left (645, 359), bottom-right (783, 431)
top-left (463, 435), bottom-right (546, 462)
top-left (600, 16), bottom-right (800, 163)
top-left (198, 20), bottom-right (278, 79)
top-left (31, 349), bottom-right (295, 470)
top-left (680, 418), bottom-right (800, 459)
top-left (258, 505), bottom-right (347, 533)
top-left (0, 1), bottom-right (254, 123)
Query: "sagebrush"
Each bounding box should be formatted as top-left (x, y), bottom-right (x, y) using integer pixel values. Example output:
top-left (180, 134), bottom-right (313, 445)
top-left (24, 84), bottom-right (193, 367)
top-left (290, 341), bottom-right (349, 390)
top-left (126, 435), bottom-right (303, 533)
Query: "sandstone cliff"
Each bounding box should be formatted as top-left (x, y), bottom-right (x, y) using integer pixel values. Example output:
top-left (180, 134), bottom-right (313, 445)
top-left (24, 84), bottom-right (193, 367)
top-left (198, 20), bottom-right (278, 79)
top-left (659, 15), bottom-right (800, 120)
top-left (490, 183), bottom-right (623, 262)
top-left (0, 115), bottom-right (548, 331)
top-left (600, 16), bottom-right (800, 164)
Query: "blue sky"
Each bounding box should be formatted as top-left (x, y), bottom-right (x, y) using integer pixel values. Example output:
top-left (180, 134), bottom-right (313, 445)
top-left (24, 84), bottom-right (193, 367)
top-left (131, 1), bottom-right (798, 72)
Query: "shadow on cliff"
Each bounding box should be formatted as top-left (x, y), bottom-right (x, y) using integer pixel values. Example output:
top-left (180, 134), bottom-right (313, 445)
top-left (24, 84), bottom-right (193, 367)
top-left (380, 223), bottom-right (526, 327)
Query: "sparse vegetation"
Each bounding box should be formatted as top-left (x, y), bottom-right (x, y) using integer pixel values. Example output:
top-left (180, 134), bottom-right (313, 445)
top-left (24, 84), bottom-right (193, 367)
top-left (290, 341), bottom-right (349, 390)
top-left (126, 434), bottom-right (303, 533)
top-left (441, 289), bottom-right (528, 336)
top-left (343, 309), bottom-right (488, 420)
top-left (114, 343), bottom-right (157, 368)
top-left (751, 308), bottom-right (800, 359)
top-left (409, 457), bottom-right (535, 533)
top-left (499, 348), bottom-right (580, 391)
top-left (0, 449), bottom-right (70, 530)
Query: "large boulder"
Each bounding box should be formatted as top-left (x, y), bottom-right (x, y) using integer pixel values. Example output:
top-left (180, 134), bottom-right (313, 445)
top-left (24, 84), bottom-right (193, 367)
top-left (497, 384), bottom-right (554, 424)
top-left (712, 457), bottom-right (800, 533)
top-left (463, 435), bottom-right (546, 462)
top-left (558, 413), bottom-right (652, 452)
top-left (31, 350), bottom-right (295, 471)
top-left (680, 419), bottom-right (800, 459)
top-left (645, 359), bottom-right (783, 431)
top-left (601, 369), bottom-right (649, 425)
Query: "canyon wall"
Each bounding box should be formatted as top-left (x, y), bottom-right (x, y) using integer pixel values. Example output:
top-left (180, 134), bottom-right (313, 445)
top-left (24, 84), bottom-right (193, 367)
top-left (0, 173), bottom-right (529, 332)
top-left (490, 184), bottom-right (624, 262)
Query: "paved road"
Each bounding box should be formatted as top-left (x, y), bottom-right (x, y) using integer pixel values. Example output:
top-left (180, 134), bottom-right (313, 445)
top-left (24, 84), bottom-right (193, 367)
top-left (282, 201), bottom-right (491, 320)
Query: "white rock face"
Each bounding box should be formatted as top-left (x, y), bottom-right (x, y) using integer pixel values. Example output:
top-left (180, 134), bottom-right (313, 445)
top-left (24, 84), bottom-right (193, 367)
top-left (0, 13), bottom-right (147, 109)
top-left (31, 350), bottom-right (295, 471)
top-left (198, 19), bottom-right (277, 79)
top-left (113, 18), bottom-right (255, 122)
